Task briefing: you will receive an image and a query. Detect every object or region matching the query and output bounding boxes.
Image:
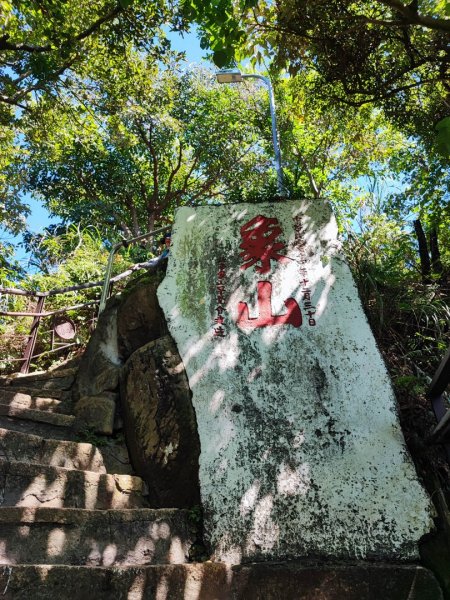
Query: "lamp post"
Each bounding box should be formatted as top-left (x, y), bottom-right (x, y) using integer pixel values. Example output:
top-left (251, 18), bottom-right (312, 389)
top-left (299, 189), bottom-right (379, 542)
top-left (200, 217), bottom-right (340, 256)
top-left (216, 69), bottom-right (286, 197)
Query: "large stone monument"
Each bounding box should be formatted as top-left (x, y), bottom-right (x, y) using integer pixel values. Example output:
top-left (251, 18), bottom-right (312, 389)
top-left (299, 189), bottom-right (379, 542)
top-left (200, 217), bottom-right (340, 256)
top-left (157, 200), bottom-right (433, 563)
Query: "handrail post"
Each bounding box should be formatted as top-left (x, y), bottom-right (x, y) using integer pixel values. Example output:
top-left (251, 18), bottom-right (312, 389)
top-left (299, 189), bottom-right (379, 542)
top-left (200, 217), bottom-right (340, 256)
top-left (427, 343), bottom-right (450, 459)
top-left (98, 242), bottom-right (122, 315)
top-left (429, 344), bottom-right (450, 399)
top-left (21, 296), bottom-right (45, 374)
top-left (98, 225), bottom-right (171, 315)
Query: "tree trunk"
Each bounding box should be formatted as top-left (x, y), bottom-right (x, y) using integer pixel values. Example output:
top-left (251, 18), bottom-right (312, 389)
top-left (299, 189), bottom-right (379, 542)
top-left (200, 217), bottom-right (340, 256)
top-left (429, 227), bottom-right (444, 284)
top-left (413, 219), bottom-right (432, 284)
top-left (147, 211), bottom-right (155, 236)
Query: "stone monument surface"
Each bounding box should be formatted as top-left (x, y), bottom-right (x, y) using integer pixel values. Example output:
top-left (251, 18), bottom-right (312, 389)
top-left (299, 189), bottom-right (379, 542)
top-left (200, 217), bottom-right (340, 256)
top-left (157, 200), bottom-right (433, 563)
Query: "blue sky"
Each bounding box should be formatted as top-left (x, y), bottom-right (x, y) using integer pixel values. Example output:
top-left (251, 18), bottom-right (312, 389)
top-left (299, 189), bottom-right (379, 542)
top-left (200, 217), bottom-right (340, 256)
top-left (4, 27), bottom-right (210, 270)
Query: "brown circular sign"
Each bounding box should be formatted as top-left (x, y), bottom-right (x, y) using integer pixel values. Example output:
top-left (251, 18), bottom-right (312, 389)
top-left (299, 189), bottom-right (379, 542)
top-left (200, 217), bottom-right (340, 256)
top-left (54, 318), bottom-right (76, 340)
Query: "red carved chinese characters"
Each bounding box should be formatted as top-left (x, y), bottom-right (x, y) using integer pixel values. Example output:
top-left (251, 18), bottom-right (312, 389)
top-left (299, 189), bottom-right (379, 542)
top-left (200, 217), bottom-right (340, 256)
top-left (294, 215), bottom-right (316, 327)
top-left (239, 215), bottom-right (289, 274)
top-left (213, 258), bottom-right (227, 338)
top-left (237, 215), bottom-right (302, 331)
top-left (238, 281), bottom-right (302, 330)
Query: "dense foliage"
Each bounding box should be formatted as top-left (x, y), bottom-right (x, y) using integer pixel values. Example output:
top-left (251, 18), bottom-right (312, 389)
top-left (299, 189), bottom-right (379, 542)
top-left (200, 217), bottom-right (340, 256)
top-left (185, 0), bottom-right (450, 154)
top-left (21, 62), bottom-right (273, 238)
top-left (0, 0), bottom-right (448, 393)
top-left (0, 0), bottom-right (174, 117)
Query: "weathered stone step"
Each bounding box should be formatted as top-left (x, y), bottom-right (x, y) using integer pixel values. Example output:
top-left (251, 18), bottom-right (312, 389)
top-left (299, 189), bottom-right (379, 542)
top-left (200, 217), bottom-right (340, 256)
top-left (0, 563), bottom-right (442, 599)
top-left (0, 403), bottom-right (75, 428)
top-left (0, 507), bottom-right (193, 567)
top-left (0, 389), bottom-right (62, 413)
top-left (95, 442), bottom-right (134, 476)
top-left (0, 429), bottom-right (106, 473)
top-left (0, 369), bottom-right (76, 390)
top-left (0, 459), bottom-right (146, 509)
top-left (0, 415), bottom-right (77, 441)
top-left (0, 385), bottom-right (70, 401)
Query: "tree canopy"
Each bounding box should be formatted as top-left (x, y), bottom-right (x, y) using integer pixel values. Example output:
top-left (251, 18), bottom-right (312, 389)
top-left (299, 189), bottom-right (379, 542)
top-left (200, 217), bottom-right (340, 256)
top-left (0, 0), bottom-right (448, 292)
top-left (0, 2), bottom-right (448, 463)
top-left (185, 0), bottom-right (450, 154)
top-left (0, 0), bottom-right (174, 119)
top-left (19, 61), bottom-right (275, 239)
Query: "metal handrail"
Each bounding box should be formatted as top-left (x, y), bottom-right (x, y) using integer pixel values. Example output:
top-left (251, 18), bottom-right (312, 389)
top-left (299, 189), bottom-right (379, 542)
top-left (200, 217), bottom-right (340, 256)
top-left (98, 225), bottom-right (171, 314)
top-left (429, 344), bottom-right (450, 398)
top-left (1, 225), bottom-right (171, 373)
top-left (428, 344), bottom-right (450, 457)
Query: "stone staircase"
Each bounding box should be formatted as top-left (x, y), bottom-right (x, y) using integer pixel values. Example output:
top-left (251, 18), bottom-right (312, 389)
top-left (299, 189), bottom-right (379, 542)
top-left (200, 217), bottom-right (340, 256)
top-left (0, 366), bottom-right (198, 599)
top-left (0, 367), bottom-right (444, 599)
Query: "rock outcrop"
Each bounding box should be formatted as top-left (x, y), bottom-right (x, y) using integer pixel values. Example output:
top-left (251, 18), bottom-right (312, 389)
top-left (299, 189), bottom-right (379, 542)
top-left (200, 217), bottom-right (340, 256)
top-left (0, 271), bottom-right (446, 599)
top-left (120, 336), bottom-right (201, 508)
top-left (73, 272), bottom-right (201, 509)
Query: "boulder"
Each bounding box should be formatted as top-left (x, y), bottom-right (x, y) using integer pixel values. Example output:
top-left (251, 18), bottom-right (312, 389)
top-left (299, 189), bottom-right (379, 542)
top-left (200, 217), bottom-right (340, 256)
top-left (73, 296), bottom-right (121, 403)
top-left (117, 276), bottom-right (167, 361)
top-left (74, 393), bottom-right (117, 435)
top-left (120, 335), bottom-right (200, 508)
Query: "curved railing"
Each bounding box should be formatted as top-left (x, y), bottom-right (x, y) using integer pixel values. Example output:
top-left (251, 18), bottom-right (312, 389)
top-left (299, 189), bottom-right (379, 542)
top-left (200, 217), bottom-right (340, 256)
top-left (0, 225), bottom-right (170, 374)
top-left (428, 345), bottom-right (450, 458)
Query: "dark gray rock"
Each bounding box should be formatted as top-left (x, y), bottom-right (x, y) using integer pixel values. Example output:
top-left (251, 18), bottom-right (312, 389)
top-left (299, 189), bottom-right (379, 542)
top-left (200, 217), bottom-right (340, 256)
top-left (117, 276), bottom-right (167, 361)
top-left (73, 297), bottom-right (121, 403)
top-left (0, 428), bottom-right (106, 472)
top-left (0, 563), bottom-right (443, 600)
top-left (74, 393), bottom-right (117, 435)
top-left (120, 336), bottom-right (200, 508)
top-left (0, 459), bottom-right (145, 509)
top-left (0, 507), bottom-right (195, 567)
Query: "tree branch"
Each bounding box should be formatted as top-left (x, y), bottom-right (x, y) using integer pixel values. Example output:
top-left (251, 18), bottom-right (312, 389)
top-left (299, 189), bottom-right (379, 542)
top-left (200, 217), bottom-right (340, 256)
top-left (125, 193), bottom-right (141, 237)
top-left (295, 152), bottom-right (320, 198)
top-left (178, 154), bottom-right (200, 197)
top-left (378, 0), bottom-right (450, 33)
top-left (164, 141), bottom-right (184, 204)
top-left (0, 5), bottom-right (123, 54)
top-left (0, 94), bottom-right (31, 110)
top-left (0, 35), bottom-right (51, 53)
top-left (75, 5), bottom-right (122, 42)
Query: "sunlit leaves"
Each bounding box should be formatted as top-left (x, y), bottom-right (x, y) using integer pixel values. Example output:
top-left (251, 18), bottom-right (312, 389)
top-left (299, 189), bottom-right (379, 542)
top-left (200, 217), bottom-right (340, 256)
top-left (20, 61), bottom-right (272, 237)
top-left (0, 0), bottom-right (175, 115)
top-left (0, 125), bottom-right (30, 234)
top-left (188, 0), bottom-right (450, 155)
top-left (435, 116), bottom-right (450, 159)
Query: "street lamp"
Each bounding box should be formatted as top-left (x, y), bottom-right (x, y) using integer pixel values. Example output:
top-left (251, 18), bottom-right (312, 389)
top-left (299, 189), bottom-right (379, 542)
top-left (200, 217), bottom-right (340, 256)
top-left (216, 68), bottom-right (286, 197)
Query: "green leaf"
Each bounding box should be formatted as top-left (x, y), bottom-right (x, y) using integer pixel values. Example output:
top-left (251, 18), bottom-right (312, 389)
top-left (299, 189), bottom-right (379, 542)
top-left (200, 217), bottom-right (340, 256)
top-left (199, 36), bottom-right (210, 49)
top-left (118, 0), bottom-right (133, 8)
top-left (212, 48), bottom-right (232, 67)
top-left (435, 117), bottom-right (450, 158)
top-left (435, 116), bottom-right (450, 131)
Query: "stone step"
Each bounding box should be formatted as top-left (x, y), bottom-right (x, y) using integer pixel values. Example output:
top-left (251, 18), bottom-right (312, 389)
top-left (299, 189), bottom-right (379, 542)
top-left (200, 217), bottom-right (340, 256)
top-left (0, 415), bottom-right (77, 441)
top-left (0, 386), bottom-right (70, 401)
top-left (0, 563), bottom-right (442, 600)
top-left (0, 403), bottom-right (75, 428)
top-left (95, 442), bottom-right (134, 476)
top-left (0, 459), bottom-right (146, 509)
top-left (0, 507), bottom-right (194, 567)
top-left (0, 429), bottom-right (106, 473)
top-left (0, 369), bottom-right (76, 390)
top-left (0, 389), bottom-right (63, 413)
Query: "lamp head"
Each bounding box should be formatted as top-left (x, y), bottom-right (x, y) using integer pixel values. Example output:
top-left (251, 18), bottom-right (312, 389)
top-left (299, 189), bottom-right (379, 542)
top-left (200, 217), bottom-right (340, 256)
top-left (216, 69), bottom-right (243, 84)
